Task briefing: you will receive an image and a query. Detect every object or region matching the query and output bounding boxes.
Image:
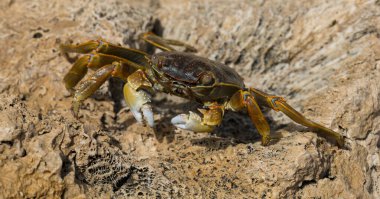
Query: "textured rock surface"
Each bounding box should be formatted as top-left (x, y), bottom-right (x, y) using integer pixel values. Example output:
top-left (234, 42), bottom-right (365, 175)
top-left (0, 0), bottom-right (379, 198)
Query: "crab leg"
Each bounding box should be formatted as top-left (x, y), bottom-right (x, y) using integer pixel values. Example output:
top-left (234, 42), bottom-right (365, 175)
top-left (63, 53), bottom-right (143, 92)
top-left (60, 40), bottom-right (100, 54)
top-left (245, 95), bottom-right (272, 145)
top-left (72, 63), bottom-right (116, 117)
top-left (71, 61), bottom-right (141, 117)
top-left (250, 88), bottom-right (344, 147)
top-left (171, 104), bottom-right (224, 132)
top-left (63, 55), bottom-right (89, 93)
top-left (61, 38), bottom-right (157, 120)
top-left (229, 90), bottom-right (272, 145)
top-left (140, 32), bottom-right (197, 52)
top-left (61, 38), bottom-right (150, 93)
top-left (61, 39), bottom-right (150, 66)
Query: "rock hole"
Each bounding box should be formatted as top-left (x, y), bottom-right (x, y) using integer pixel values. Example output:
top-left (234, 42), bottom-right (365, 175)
top-left (330, 20), bottom-right (338, 27)
top-left (299, 179), bottom-right (317, 189)
top-left (234, 51), bottom-right (245, 65)
top-left (113, 173), bottom-right (132, 191)
top-left (60, 153), bottom-right (72, 179)
top-left (33, 32), bottom-right (43, 39)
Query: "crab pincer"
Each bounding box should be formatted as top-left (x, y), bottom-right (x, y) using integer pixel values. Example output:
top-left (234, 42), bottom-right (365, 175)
top-left (123, 83), bottom-right (154, 127)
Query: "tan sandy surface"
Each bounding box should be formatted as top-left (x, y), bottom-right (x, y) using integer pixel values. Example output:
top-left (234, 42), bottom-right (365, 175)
top-left (0, 0), bottom-right (379, 198)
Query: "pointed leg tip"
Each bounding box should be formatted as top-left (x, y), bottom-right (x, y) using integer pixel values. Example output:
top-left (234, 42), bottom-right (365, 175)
top-left (71, 109), bottom-right (79, 119)
top-left (337, 136), bottom-right (345, 148)
top-left (261, 136), bottom-right (272, 146)
top-left (71, 101), bottom-right (81, 119)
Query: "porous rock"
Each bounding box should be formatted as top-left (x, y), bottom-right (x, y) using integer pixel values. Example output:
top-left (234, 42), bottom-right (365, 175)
top-left (0, 0), bottom-right (379, 198)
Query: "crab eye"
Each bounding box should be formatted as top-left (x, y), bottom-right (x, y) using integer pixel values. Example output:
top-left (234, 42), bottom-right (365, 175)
top-left (200, 73), bottom-right (215, 86)
top-left (151, 55), bottom-right (163, 69)
top-left (156, 58), bottom-right (163, 68)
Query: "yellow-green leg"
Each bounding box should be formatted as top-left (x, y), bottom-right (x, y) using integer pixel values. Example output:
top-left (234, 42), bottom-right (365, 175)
top-left (250, 88), bottom-right (344, 147)
top-left (72, 63), bottom-right (116, 117)
top-left (60, 39), bottom-right (152, 117)
top-left (61, 39), bottom-right (150, 65)
top-left (63, 55), bottom-right (90, 93)
top-left (229, 90), bottom-right (272, 145)
top-left (71, 61), bottom-right (136, 117)
top-left (63, 52), bottom-right (143, 92)
top-left (140, 32), bottom-right (197, 52)
top-left (61, 33), bottom-right (197, 120)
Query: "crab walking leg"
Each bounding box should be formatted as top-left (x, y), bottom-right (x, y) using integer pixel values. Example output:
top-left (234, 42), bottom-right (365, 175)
top-left (72, 61), bottom-right (131, 116)
top-left (61, 39), bottom-right (150, 66)
top-left (63, 55), bottom-right (90, 93)
top-left (171, 105), bottom-right (224, 132)
top-left (245, 95), bottom-right (272, 146)
top-left (229, 90), bottom-right (271, 145)
top-left (250, 88), bottom-right (344, 147)
top-left (140, 32), bottom-right (198, 52)
top-left (72, 64), bottom-right (116, 117)
top-left (63, 53), bottom-right (141, 92)
top-left (123, 70), bottom-right (155, 127)
top-left (60, 40), bottom-right (100, 54)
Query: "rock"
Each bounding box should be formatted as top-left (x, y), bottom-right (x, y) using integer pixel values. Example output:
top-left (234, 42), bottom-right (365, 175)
top-left (0, 0), bottom-right (379, 198)
top-left (0, 111), bottom-right (19, 142)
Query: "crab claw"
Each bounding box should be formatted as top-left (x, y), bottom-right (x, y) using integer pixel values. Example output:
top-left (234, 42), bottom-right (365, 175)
top-left (130, 103), bottom-right (154, 127)
top-left (171, 111), bottom-right (214, 132)
top-left (123, 83), bottom-right (154, 127)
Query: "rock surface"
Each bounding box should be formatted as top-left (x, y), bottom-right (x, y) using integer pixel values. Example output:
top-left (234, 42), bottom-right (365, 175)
top-left (0, 0), bottom-right (379, 198)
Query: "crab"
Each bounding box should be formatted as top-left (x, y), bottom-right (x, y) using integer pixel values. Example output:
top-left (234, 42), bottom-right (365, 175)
top-left (60, 32), bottom-right (344, 147)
